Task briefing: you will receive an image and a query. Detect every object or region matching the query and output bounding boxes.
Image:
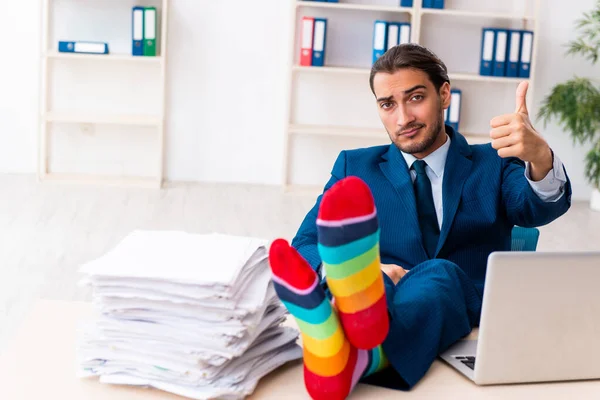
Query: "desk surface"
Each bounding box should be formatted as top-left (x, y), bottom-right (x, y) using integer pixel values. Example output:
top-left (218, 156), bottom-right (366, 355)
top-left (1, 300), bottom-right (599, 399)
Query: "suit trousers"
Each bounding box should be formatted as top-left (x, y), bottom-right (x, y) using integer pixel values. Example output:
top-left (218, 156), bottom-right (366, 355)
top-left (359, 259), bottom-right (483, 390)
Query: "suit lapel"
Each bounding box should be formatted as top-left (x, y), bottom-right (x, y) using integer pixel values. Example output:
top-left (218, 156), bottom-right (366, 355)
top-left (435, 129), bottom-right (473, 256)
top-left (379, 145), bottom-right (429, 259)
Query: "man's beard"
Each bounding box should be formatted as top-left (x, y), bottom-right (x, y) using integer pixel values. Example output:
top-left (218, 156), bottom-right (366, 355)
top-left (390, 109), bottom-right (444, 155)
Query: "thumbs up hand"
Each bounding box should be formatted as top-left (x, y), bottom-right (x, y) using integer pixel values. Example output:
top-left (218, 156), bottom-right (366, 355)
top-left (490, 81), bottom-right (553, 181)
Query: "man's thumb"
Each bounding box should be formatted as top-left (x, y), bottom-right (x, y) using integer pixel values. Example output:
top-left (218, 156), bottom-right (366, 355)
top-left (515, 81), bottom-right (529, 115)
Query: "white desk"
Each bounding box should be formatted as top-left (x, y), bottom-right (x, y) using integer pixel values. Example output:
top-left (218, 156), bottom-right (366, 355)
top-left (1, 300), bottom-right (599, 399)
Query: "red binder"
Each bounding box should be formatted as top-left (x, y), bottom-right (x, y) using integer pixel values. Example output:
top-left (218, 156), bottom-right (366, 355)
top-left (300, 17), bottom-right (315, 66)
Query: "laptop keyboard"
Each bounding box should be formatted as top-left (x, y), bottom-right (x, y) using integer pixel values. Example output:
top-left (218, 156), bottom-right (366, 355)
top-left (453, 356), bottom-right (476, 370)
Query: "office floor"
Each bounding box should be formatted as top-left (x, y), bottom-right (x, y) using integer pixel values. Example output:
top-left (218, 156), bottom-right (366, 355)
top-left (0, 173), bottom-right (599, 354)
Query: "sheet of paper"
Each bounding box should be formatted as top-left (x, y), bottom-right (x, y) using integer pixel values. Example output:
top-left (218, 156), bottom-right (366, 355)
top-left (79, 231), bottom-right (268, 286)
top-left (90, 342), bottom-right (302, 400)
top-left (88, 260), bottom-right (273, 316)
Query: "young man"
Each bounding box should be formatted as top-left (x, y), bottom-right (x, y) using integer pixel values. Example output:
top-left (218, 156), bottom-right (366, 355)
top-left (268, 44), bottom-right (572, 399)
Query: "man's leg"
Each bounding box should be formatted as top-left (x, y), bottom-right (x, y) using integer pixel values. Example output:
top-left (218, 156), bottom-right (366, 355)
top-left (367, 258), bottom-right (483, 390)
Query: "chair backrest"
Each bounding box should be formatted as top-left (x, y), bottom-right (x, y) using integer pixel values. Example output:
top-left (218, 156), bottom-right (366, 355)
top-left (511, 226), bottom-right (540, 251)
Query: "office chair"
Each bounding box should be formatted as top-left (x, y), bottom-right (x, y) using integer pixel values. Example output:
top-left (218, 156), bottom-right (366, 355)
top-left (511, 226), bottom-right (540, 251)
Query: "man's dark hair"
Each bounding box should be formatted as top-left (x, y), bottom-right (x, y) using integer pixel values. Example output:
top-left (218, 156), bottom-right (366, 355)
top-left (369, 43), bottom-right (450, 95)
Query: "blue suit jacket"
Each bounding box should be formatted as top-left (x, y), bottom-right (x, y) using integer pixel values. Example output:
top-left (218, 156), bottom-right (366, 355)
top-left (292, 127), bottom-right (572, 296)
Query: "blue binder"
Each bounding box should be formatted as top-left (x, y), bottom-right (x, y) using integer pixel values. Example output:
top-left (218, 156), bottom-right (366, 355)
top-left (312, 18), bottom-right (327, 67)
top-left (506, 30), bottom-right (522, 77)
top-left (326, 0), bottom-right (338, 2)
top-left (401, 0), bottom-right (413, 6)
top-left (132, 6), bottom-right (144, 56)
top-left (422, 0), bottom-right (433, 8)
top-left (519, 30), bottom-right (534, 78)
top-left (448, 89), bottom-right (462, 132)
top-left (492, 29), bottom-right (508, 77)
top-left (373, 20), bottom-right (388, 64)
top-left (58, 41), bottom-right (109, 54)
top-left (480, 28), bottom-right (495, 76)
top-left (432, 0), bottom-right (444, 8)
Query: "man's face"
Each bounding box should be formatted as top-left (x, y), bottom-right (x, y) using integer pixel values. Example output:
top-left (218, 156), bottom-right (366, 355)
top-left (373, 68), bottom-right (451, 158)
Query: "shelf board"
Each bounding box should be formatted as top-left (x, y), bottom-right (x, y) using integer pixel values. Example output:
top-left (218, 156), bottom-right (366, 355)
top-left (420, 8), bottom-right (535, 21)
top-left (45, 51), bottom-right (163, 63)
top-left (284, 184), bottom-right (323, 196)
top-left (462, 133), bottom-right (492, 144)
top-left (449, 72), bottom-right (528, 84)
top-left (44, 112), bottom-right (162, 127)
top-left (293, 65), bottom-right (369, 75)
top-left (289, 124), bottom-right (386, 139)
top-left (293, 65), bottom-right (528, 84)
top-left (296, 1), bottom-right (412, 14)
top-left (289, 124), bottom-right (491, 144)
top-left (42, 173), bottom-right (161, 189)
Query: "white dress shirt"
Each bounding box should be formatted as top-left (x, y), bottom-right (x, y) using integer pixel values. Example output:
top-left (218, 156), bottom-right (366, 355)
top-left (401, 134), bottom-right (567, 230)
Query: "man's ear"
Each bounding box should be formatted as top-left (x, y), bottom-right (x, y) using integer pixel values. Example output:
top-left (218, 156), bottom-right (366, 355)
top-left (440, 82), bottom-right (451, 110)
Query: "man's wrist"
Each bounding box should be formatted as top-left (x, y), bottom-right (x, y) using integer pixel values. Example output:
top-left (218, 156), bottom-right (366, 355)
top-left (529, 146), bottom-right (553, 181)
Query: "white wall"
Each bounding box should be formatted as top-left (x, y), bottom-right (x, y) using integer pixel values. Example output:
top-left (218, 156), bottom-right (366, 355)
top-left (0, 2), bottom-right (41, 173)
top-left (0, 0), bottom-right (596, 199)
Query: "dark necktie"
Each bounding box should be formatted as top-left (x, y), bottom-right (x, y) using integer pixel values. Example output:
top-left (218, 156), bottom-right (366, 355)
top-left (412, 160), bottom-right (440, 258)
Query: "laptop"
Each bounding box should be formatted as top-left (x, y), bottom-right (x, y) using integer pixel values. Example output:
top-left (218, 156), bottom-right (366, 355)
top-left (440, 251), bottom-right (600, 385)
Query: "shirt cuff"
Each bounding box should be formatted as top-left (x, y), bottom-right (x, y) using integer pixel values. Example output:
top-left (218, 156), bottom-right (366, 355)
top-left (525, 150), bottom-right (567, 202)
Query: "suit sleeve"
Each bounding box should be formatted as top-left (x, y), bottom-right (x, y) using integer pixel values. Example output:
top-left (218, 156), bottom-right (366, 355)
top-left (291, 151), bottom-right (347, 274)
top-left (501, 154), bottom-right (572, 228)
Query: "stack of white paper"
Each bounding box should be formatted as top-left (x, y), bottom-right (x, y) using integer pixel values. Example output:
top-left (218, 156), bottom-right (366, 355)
top-left (76, 230), bottom-right (302, 400)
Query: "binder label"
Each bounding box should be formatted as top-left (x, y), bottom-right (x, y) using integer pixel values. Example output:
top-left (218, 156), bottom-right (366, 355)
top-left (483, 30), bottom-right (494, 61)
top-left (313, 20), bottom-right (326, 52)
top-left (387, 24), bottom-right (399, 50)
top-left (74, 42), bottom-right (106, 53)
top-left (400, 24), bottom-right (411, 44)
top-left (133, 9), bottom-right (143, 40)
top-left (495, 31), bottom-right (507, 62)
top-left (145, 8), bottom-right (156, 40)
top-left (509, 31), bottom-right (520, 62)
top-left (450, 92), bottom-right (461, 123)
top-left (522, 32), bottom-right (533, 63)
top-left (374, 22), bottom-right (386, 50)
top-left (302, 19), bottom-right (314, 49)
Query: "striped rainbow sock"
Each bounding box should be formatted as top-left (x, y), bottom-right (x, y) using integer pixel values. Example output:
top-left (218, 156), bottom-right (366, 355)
top-left (317, 176), bottom-right (390, 350)
top-left (268, 239), bottom-right (388, 400)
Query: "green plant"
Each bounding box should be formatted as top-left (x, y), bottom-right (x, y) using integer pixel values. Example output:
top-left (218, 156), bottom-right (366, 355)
top-left (538, 1), bottom-right (600, 189)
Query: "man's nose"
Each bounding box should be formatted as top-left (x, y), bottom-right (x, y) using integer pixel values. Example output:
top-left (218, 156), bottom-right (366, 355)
top-left (396, 104), bottom-right (416, 129)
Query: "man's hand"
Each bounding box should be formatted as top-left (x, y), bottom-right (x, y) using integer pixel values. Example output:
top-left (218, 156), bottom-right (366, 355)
top-left (381, 263), bottom-right (408, 285)
top-left (490, 81), bottom-right (553, 181)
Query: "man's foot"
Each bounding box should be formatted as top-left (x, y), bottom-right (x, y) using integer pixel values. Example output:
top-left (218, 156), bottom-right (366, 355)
top-left (269, 240), bottom-right (387, 400)
top-left (316, 176), bottom-right (389, 349)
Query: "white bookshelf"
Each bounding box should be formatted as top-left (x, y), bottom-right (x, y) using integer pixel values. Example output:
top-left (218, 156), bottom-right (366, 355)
top-left (45, 51), bottom-right (164, 64)
top-left (283, 0), bottom-right (541, 194)
top-left (39, 0), bottom-right (169, 189)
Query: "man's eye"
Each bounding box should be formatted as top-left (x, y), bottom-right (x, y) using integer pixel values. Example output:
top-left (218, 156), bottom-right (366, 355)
top-left (381, 102), bottom-right (393, 109)
top-left (411, 95), bottom-right (424, 101)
